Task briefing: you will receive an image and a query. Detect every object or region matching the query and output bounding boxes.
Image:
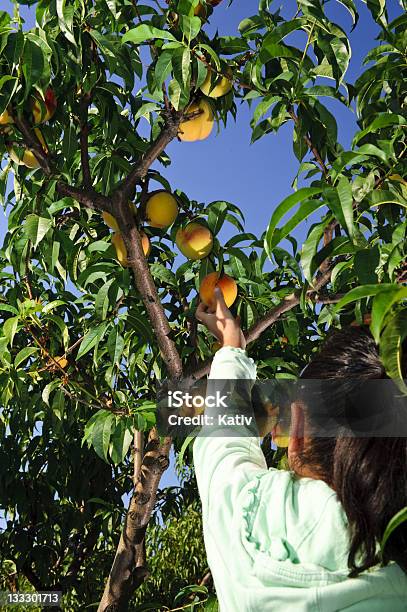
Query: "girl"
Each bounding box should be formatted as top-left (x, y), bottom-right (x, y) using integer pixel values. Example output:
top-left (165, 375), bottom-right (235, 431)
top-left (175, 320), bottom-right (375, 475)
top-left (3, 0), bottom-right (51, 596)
top-left (194, 288), bottom-right (407, 611)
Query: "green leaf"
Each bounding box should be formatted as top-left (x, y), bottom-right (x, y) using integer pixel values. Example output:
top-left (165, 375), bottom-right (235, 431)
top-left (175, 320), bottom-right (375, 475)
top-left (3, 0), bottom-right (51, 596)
top-left (24, 215), bottom-right (52, 249)
top-left (110, 419), bottom-right (133, 465)
top-left (179, 15), bottom-right (201, 42)
top-left (168, 78), bottom-right (189, 110)
top-left (42, 379), bottom-right (60, 406)
top-left (42, 300), bottom-right (67, 314)
top-left (177, 434), bottom-right (197, 469)
top-left (3, 316), bottom-right (19, 346)
top-left (77, 323), bottom-right (108, 360)
top-left (95, 278), bottom-right (115, 320)
top-left (107, 327), bottom-right (124, 365)
top-left (264, 187), bottom-right (324, 257)
top-left (22, 38), bottom-right (45, 93)
top-left (172, 46), bottom-right (191, 88)
top-left (371, 287), bottom-right (407, 344)
top-left (381, 507), bottom-right (407, 555)
top-left (262, 19), bottom-right (305, 44)
top-left (354, 247), bottom-right (380, 285)
top-left (91, 411), bottom-right (115, 462)
top-left (334, 284), bottom-right (399, 313)
top-left (150, 262), bottom-right (177, 287)
top-left (14, 346), bottom-right (39, 368)
top-left (335, 0), bottom-right (359, 27)
top-left (336, 177), bottom-right (356, 242)
top-left (301, 224), bottom-right (325, 283)
top-left (122, 25), bottom-right (176, 45)
top-left (353, 113), bottom-right (406, 146)
top-left (56, 0), bottom-right (76, 46)
top-left (154, 50), bottom-right (174, 89)
top-left (380, 310), bottom-right (407, 392)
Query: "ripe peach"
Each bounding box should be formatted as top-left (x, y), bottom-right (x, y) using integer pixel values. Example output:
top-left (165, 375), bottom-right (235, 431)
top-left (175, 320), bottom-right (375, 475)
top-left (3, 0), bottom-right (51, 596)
top-left (178, 99), bottom-right (214, 142)
top-left (200, 67), bottom-right (233, 98)
top-left (199, 272), bottom-right (237, 310)
top-left (31, 88), bottom-right (57, 124)
top-left (7, 128), bottom-right (47, 168)
top-left (145, 191), bottom-right (178, 228)
top-left (0, 108), bottom-right (14, 125)
top-left (102, 202), bottom-right (137, 232)
top-left (103, 212), bottom-right (120, 232)
top-left (112, 231), bottom-right (150, 266)
top-left (175, 222), bottom-right (213, 260)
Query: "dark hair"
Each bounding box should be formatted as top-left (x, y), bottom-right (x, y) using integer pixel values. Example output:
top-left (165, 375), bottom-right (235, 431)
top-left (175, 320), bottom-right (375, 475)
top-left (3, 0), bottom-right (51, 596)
top-left (299, 326), bottom-right (407, 577)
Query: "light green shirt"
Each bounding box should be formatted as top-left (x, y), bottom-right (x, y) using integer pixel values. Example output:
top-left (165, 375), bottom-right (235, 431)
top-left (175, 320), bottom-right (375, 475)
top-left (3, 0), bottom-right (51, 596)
top-left (193, 347), bottom-right (407, 611)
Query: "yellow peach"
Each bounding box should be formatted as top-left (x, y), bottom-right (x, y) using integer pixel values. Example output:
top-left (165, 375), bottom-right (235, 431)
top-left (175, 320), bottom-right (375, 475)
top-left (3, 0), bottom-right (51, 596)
top-left (103, 212), bottom-right (120, 232)
top-left (7, 128), bottom-right (47, 169)
top-left (178, 99), bottom-right (214, 142)
top-left (176, 222), bottom-right (213, 260)
top-left (200, 68), bottom-right (233, 98)
top-left (145, 191), bottom-right (178, 228)
top-left (0, 108), bottom-right (14, 125)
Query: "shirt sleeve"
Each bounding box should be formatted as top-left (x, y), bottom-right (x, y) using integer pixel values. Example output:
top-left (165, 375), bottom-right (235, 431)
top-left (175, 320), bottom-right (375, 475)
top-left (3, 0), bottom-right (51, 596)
top-left (193, 346), bottom-right (268, 520)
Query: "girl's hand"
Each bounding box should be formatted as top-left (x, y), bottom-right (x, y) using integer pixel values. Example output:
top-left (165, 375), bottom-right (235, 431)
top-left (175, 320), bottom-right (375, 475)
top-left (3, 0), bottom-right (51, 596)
top-left (196, 288), bottom-right (246, 350)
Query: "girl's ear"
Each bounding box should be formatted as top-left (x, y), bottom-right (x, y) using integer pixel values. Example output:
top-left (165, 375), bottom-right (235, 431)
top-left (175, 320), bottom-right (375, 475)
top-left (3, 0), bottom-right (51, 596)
top-left (288, 401), bottom-right (305, 460)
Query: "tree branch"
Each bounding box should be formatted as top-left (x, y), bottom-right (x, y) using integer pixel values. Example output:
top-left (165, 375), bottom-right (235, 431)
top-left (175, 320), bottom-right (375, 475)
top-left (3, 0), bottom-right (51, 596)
top-left (288, 107), bottom-right (329, 178)
top-left (13, 113), bottom-right (110, 212)
top-left (111, 191), bottom-right (183, 379)
top-left (56, 182), bottom-right (110, 211)
top-left (115, 111), bottom-right (182, 202)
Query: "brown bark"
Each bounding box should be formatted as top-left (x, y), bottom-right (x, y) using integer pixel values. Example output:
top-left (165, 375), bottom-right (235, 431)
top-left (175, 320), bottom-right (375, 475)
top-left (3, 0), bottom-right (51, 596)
top-left (97, 434), bottom-right (172, 611)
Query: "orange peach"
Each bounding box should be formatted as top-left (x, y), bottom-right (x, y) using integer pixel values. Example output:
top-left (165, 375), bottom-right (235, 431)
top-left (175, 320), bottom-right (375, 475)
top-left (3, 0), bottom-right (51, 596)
top-left (176, 222), bottom-right (213, 260)
top-left (199, 272), bottom-right (237, 310)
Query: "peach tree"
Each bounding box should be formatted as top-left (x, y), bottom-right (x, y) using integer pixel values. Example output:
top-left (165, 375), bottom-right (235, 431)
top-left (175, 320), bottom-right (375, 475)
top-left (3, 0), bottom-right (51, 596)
top-left (0, 0), bottom-right (406, 610)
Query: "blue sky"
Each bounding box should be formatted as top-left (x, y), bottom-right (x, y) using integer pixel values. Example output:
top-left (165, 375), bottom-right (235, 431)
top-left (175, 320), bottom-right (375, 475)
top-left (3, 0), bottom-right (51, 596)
top-left (1, 0), bottom-right (402, 243)
top-left (0, 0), bottom-right (401, 492)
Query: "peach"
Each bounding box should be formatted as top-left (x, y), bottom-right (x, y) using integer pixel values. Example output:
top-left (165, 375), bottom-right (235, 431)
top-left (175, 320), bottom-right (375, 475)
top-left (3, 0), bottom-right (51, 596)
top-left (103, 212), bottom-right (120, 232)
top-left (31, 88), bottom-right (57, 124)
top-left (7, 128), bottom-right (47, 169)
top-left (175, 222), bottom-right (213, 260)
top-left (199, 272), bottom-right (237, 310)
top-left (145, 191), bottom-right (178, 228)
top-left (200, 67), bottom-right (233, 98)
top-left (178, 99), bottom-right (214, 142)
top-left (112, 231), bottom-right (150, 266)
top-left (102, 202), bottom-right (137, 232)
top-left (0, 108), bottom-right (14, 125)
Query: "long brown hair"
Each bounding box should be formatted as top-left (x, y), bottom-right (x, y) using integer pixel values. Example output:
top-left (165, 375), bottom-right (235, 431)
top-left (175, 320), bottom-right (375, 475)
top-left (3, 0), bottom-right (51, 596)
top-left (299, 327), bottom-right (407, 577)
